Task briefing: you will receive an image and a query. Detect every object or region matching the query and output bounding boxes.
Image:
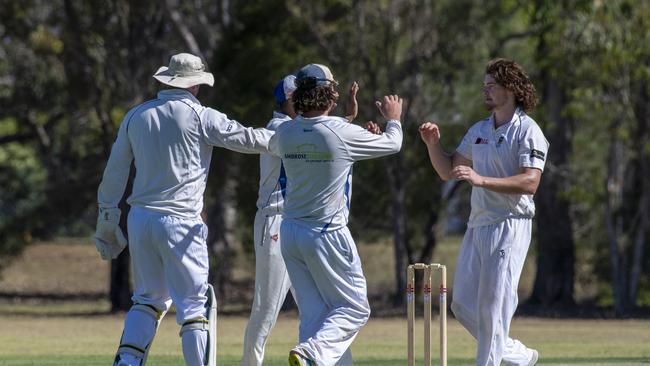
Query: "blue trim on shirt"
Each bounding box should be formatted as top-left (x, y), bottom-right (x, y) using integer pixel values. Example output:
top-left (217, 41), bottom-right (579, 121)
top-left (320, 222), bottom-right (331, 233)
top-left (178, 99), bottom-right (202, 126)
top-left (125, 99), bottom-right (160, 135)
top-left (279, 162), bottom-right (287, 199)
top-left (344, 167), bottom-right (352, 210)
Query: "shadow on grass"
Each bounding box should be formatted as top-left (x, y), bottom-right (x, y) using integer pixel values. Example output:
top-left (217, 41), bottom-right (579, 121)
top-left (0, 291), bottom-right (265, 317)
top-left (0, 291), bottom-right (105, 300)
top-left (517, 302), bottom-right (650, 319)
top-left (2, 290), bottom-right (650, 320)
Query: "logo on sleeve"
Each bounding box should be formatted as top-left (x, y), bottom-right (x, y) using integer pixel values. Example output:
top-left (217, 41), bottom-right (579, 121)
top-left (474, 137), bottom-right (488, 144)
top-left (530, 149), bottom-right (545, 161)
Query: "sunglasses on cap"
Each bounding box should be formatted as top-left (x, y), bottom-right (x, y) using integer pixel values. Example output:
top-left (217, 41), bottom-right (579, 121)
top-left (297, 76), bottom-right (339, 87)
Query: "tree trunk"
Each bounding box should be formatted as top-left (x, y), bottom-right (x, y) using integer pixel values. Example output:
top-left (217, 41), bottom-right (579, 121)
top-left (604, 121), bottom-right (627, 315)
top-left (626, 76), bottom-right (649, 307)
top-left (386, 155), bottom-right (408, 306)
top-left (110, 251), bottom-right (132, 312)
top-left (419, 210), bottom-right (439, 265)
top-left (110, 164), bottom-right (135, 312)
top-left (529, 71), bottom-right (576, 307)
top-left (206, 150), bottom-right (239, 301)
top-left (602, 71), bottom-right (649, 315)
top-left (628, 196), bottom-right (646, 305)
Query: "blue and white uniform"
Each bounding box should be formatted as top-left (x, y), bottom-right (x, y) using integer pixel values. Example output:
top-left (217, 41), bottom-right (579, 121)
top-left (451, 108), bottom-right (548, 366)
top-left (270, 115), bottom-right (402, 366)
top-left (241, 111), bottom-right (294, 366)
top-left (98, 89), bottom-right (272, 365)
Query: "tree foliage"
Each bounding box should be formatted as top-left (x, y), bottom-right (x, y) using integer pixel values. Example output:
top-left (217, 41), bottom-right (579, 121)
top-left (0, 0), bottom-right (648, 313)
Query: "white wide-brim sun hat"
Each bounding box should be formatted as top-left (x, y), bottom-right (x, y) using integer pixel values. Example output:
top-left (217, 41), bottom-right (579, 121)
top-left (153, 53), bottom-right (214, 88)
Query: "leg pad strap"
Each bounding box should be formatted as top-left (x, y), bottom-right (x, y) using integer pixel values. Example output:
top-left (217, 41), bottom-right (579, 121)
top-left (179, 318), bottom-right (209, 336)
top-left (116, 344), bottom-right (146, 359)
top-left (113, 303), bottom-right (165, 366)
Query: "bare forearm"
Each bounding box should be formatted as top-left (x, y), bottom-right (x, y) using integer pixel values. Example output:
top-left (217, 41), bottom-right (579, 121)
top-left (478, 173), bottom-right (539, 195)
top-left (426, 143), bottom-right (454, 180)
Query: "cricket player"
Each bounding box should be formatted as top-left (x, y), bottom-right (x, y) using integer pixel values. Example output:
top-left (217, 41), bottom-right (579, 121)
top-left (241, 75), bottom-right (360, 366)
top-left (269, 63), bottom-right (403, 366)
top-left (419, 58), bottom-right (547, 366)
top-left (240, 74), bottom-right (297, 366)
top-left (94, 53), bottom-right (272, 366)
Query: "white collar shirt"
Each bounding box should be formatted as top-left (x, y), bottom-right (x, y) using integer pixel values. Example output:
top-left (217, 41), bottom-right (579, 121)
top-left (456, 108), bottom-right (549, 227)
top-left (269, 115), bottom-right (402, 232)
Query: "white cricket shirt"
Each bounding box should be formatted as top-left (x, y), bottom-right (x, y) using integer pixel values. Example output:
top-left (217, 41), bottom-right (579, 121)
top-left (456, 108), bottom-right (549, 228)
top-left (98, 89), bottom-right (273, 218)
top-left (256, 111), bottom-right (291, 215)
top-left (269, 115), bottom-right (402, 232)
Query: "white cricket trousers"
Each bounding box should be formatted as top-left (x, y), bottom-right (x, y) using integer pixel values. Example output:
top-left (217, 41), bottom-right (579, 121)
top-left (451, 217), bottom-right (536, 366)
top-left (126, 207), bottom-right (210, 365)
top-left (241, 211), bottom-right (293, 366)
top-left (128, 206), bottom-right (209, 322)
top-left (281, 219), bottom-right (370, 366)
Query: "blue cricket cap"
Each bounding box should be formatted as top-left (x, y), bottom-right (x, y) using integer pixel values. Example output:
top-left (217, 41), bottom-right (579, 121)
top-left (274, 74), bottom-right (297, 104)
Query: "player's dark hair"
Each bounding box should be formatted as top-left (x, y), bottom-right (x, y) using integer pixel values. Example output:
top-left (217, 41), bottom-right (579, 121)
top-left (292, 79), bottom-right (339, 114)
top-left (486, 58), bottom-right (538, 112)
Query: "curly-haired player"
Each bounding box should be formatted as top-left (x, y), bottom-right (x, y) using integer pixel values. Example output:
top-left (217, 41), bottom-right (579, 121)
top-left (241, 74), bottom-right (359, 366)
top-left (419, 58), bottom-right (547, 366)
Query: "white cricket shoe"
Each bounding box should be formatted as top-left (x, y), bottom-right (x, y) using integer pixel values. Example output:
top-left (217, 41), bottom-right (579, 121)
top-left (527, 349), bottom-right (539, 366)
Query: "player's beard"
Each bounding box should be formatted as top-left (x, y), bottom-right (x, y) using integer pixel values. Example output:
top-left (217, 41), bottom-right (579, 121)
top-left (484, 100), bottom-right (495, 111)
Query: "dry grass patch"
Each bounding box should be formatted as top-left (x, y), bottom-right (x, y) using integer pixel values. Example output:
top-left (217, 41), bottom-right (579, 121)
top-left (0, 238), bottom-right (108, 295)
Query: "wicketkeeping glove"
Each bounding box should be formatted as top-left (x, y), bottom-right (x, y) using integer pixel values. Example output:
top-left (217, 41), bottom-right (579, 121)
top-left (94, 207), bottom-right (128, 260)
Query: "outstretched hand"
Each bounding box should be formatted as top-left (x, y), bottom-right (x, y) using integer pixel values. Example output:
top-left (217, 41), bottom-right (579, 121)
top-left (345, 81), bottom-right (359, 122)
top-left (419, 122), bottom-right (441, 146)
top-left (375, 95), bottom-right (403, 121)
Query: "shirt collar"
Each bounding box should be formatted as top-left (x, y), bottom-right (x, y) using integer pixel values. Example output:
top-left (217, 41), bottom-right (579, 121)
top-left (490, 107), bottom-right (523, 130)
top-left (294, 115), bottom-right (330, 124)
top-left (157, 89), bottom-right (201, 104)
top-left (273, 111), bottom-right (291, 120)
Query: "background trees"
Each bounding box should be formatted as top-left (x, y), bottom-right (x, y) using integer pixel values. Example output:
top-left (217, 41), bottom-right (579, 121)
top-left (0, 0), bottom-right (648, 315)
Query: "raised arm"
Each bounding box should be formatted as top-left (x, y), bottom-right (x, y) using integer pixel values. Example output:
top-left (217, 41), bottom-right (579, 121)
top-left (342, 95), bottom-right (403, 160)
top-left (419, 122), bottom-right (471, 180)
top-left (344, 81), bottom-right (359, 122)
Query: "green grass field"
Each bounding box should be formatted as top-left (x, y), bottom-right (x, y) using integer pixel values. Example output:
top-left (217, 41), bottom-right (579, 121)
top-left (1, 240), bottom-right (649, 365)
top-left (0, 309), bottom-right (649, 365)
